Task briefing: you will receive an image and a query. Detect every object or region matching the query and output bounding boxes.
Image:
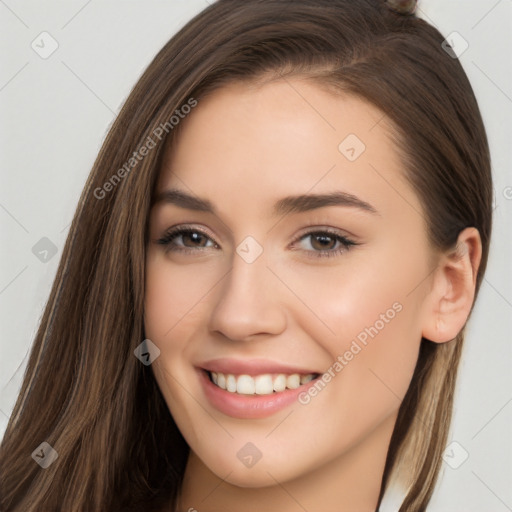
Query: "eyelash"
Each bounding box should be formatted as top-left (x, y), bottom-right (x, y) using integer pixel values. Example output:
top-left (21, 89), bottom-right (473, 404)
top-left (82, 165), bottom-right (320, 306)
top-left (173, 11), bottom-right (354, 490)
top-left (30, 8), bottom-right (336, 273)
top-left (156, 225), bottom-right (358, 259)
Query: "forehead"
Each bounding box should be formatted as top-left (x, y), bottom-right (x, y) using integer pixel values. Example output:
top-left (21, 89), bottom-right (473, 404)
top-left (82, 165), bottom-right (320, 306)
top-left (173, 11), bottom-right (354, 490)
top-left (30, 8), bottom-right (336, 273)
top-left (155, 78), bottom-right (422, 223)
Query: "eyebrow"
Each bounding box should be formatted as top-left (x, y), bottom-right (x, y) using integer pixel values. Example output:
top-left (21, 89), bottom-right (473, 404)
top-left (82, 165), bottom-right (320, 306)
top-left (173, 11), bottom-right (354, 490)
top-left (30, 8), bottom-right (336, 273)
top-left (153, 188), bottom-right (379, 217)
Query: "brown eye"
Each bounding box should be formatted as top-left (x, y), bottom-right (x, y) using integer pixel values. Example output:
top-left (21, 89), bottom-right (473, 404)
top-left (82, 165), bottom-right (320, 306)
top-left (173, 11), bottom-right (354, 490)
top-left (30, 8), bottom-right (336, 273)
top-left (310, 233), bottom-right (337, 251)
top-left (156, 227), bottom-right (218, 253)
top-left (181, 231), bottom-right (209, 248)
top-left (292, 230), bottom-right (358, 259)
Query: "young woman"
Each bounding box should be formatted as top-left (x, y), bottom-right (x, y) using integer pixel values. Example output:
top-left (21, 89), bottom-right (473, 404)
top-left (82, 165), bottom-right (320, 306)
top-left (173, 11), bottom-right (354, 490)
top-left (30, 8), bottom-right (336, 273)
top-left (0, 0), bottom-right (492, 510)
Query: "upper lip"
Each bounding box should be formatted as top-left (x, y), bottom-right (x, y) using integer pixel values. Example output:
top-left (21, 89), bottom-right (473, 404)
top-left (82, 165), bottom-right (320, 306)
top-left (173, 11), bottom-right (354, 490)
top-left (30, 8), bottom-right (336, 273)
top-left (198, 358), bottom-right (320, 376)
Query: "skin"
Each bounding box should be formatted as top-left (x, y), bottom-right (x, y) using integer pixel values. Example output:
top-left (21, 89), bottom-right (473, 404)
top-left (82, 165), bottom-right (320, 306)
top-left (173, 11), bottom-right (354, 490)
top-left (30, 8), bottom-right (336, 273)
top-left (144, 77), bottom-right (482, 512)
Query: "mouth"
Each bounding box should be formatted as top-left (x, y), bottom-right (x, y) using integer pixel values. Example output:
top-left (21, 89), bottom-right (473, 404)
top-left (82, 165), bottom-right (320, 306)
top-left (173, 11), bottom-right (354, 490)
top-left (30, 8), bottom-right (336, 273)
top-left (197, 358), bottom-right (323, 419)
top-left (206, 370), bottom-right (321, 396)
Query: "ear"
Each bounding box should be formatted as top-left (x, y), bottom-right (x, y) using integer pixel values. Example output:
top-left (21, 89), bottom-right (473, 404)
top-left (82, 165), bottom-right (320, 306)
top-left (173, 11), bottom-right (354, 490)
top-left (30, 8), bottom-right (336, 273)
top-left (422, 227), bottom-right (482, 344)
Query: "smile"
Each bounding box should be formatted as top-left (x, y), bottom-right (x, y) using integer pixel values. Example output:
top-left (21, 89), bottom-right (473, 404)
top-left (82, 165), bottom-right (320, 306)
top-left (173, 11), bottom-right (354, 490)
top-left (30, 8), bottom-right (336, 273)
top-left (207, 371), bottom-right (320, 396)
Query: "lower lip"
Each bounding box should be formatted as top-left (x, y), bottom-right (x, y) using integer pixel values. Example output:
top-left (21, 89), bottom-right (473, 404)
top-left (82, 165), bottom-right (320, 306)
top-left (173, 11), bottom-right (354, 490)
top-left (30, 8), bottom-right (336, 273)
top-left (198, 369), bottom-right (319, 419)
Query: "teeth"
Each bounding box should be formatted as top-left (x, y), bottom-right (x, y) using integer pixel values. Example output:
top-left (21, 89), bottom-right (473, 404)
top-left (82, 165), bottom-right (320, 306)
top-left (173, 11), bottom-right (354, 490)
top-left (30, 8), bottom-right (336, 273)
top-left (255, 374), bottom-right (273, 395)
top-left (300, 374), bottom-right (314, 384)
top-left (273, 374), bottom-right (287, 392)
top-left (226, 374), bottom-right (237, 393)
top-left (209, 371), bottom-right (317, 395)
top-left (286, 374), bottom-right (300, 389)
top-left (237, 375), bottom-right (255, 395)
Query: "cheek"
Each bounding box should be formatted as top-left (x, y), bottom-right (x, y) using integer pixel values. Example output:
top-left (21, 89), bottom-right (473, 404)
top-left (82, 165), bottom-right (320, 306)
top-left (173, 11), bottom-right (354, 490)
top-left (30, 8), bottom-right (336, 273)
top-left (144, 252), bottom-right (219, 341)
top-left (144, 254), bottom-right (215, 449)
top-left (144, 253), bottom-right (223, 409)
top-left (143, 253), bottom-right (208, 410)
top-left (275, 248), bottom-right (425, 420)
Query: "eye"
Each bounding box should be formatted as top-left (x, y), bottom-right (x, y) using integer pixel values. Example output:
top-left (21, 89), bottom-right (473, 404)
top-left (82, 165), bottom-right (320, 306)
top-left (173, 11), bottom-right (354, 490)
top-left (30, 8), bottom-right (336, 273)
top-left (290, 229), bottom-right (358, 259)
top-left (155, 225), bottom-right (358, 259)
top-left (156, 226), bottom-right (218, 254)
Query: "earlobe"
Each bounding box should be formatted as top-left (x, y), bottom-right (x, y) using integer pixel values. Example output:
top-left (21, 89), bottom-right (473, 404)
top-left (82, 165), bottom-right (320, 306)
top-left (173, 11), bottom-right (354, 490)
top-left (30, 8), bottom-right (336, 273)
top-left (422, 227), bottom-right (482, 344)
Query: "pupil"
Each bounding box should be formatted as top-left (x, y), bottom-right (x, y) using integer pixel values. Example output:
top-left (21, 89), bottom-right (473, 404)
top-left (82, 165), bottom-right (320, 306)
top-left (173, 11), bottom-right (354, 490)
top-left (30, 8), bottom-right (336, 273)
top-left (314, 234), bottom-right (334, 250)
top-left (187, 232), bottom-right (204, 246)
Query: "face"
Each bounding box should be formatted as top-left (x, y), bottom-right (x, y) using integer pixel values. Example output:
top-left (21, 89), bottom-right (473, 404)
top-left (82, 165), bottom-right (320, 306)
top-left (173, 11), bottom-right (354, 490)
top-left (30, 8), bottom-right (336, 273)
top-left (144, 78), bottom-right (435, 488)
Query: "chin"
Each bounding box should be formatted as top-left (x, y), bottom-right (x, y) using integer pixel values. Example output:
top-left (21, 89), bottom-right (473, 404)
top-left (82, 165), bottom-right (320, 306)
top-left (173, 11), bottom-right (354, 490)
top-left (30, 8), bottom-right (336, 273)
top-left (214, 464), bottom-right (291, 488)
top-left (202, 448), bottom-right (311, 488)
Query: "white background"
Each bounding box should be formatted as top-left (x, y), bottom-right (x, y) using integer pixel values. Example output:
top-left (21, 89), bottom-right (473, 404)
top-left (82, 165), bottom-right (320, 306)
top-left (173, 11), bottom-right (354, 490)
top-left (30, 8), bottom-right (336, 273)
top-left (1, 1), bottom-right (511, 510)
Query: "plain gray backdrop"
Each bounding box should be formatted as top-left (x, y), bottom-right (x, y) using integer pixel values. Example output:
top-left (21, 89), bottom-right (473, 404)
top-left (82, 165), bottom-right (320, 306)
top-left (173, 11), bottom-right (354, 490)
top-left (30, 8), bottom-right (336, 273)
top-left (1, 1), bottom-right (511, 510)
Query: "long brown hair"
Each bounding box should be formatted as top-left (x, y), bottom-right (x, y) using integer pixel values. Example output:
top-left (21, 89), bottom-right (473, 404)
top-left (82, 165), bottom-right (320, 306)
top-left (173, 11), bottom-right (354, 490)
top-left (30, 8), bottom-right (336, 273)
top-left (0, 1), bottom-right (492, 510)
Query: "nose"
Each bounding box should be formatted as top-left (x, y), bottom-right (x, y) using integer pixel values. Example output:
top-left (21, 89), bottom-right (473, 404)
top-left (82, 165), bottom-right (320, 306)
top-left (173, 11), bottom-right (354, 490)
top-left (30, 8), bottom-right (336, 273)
top-left (208, 243), bottom-right (287, 342)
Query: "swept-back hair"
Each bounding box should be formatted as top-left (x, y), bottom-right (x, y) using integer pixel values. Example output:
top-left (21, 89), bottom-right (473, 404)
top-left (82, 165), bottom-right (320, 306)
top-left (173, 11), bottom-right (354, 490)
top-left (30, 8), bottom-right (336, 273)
top-left (0, 1), bottom-right (492, 510)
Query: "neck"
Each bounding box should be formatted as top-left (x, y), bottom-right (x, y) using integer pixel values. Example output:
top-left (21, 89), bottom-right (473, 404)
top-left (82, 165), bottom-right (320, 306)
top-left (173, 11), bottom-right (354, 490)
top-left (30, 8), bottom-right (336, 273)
top-left (176, 411), bottom-right (398, 512)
